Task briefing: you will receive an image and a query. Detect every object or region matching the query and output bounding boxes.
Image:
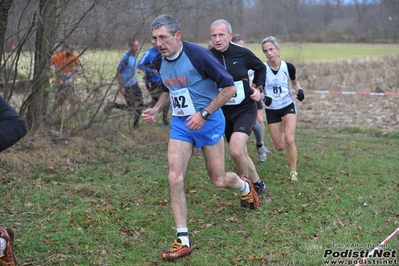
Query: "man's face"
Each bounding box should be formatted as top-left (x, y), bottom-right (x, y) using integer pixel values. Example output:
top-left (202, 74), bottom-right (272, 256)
top-left (129, 41), bottom-right (139, 54)
top-left (210, 23), bottom-right (232, 52)
top-left (64, 46), bottom-right (73, 57)
top-left (152, 26), bottom-right (181, 57)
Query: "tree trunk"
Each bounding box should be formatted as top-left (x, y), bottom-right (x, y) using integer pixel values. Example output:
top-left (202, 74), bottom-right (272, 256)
top-left (23, 0), bottom-right (58, 131)
top-left (0, 0), bottom-right (13, 89)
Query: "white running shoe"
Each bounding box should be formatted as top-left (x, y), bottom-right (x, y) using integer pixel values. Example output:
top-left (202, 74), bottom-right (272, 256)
top-left (257, 145), bottom-right (269, 162)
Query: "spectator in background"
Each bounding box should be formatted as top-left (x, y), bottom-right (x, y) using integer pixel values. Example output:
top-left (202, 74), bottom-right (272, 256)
top-left (105, 38), bottom-right (143, 127)
top-left (49, 44), bottom-right (81, 122)
top-left (137, 42), bottom-right (169, 125)
top-left (0, 95), bottom-right (27, 266)
top-left (261, 36), bottom-right (305, 182)
top-left (232, 33), bottom-right (270, 162)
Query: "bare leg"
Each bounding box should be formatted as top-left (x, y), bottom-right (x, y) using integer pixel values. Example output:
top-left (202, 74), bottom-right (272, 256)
top-left (228, 132), bottom-right (260, 184)
top-left (202, 137), bottom-right (244, 189)
top-left (268, 114), bottom-right (297, 173)
top-left (168, 139), bottom-right (193, 229)
top-left (283, 114), bottom-right (297, 173)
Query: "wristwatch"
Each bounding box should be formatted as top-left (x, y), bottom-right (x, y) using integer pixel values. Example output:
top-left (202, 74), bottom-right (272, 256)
top-left (201, 109), bottom-right (212, 120)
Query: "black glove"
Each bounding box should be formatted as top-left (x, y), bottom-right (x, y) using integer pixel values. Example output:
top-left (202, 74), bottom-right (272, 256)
top-left (263, 96), bottom-right (272, 106)
top-left (296, 89), bottom-right (305, 101)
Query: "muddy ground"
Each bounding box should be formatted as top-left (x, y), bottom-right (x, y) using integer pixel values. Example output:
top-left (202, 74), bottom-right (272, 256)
top-left (294, 55), bottom-right (399, 132)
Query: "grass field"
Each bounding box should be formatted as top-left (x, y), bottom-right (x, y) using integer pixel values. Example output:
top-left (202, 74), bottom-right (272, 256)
top-left (80, 43), bottom-right (399, 82)
top-left (1, 123), bottom-right (399, 266)
top-left (10, 43), bottom-right (399, 82)
top-left (1, 43), bottom-right (399, 265)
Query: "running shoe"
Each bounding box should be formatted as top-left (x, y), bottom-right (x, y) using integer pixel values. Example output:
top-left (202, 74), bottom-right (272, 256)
top-left (253, 180), bottom-right (266, 196)
top-left (161, 239), bottom-right (192, 261)
top-left (0, 226), bottom-right (17, 266)
top-left (241, 179), bottom-right (266, 208)
top-left (240, 176), bottom-right (260, 209)
top-left (289, 172), bottom-right (299, 182)
top-left (257, 145), bottom-right (268, 162)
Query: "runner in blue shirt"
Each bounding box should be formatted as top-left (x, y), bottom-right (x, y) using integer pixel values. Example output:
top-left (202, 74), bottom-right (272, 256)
top-left (105, 39), bottom-right (143, 127)
top-left (141, 14), bottom-right (260, 261)
top-left (137, 43), bottom-right (169, 125)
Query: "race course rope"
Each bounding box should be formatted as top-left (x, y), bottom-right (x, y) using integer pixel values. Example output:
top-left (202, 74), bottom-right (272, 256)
top-left (302, 89), bottom-right (399, 97)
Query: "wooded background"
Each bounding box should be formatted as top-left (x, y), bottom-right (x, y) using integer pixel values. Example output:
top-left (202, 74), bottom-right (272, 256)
top-left (0, 0), bottom-right (398, 132)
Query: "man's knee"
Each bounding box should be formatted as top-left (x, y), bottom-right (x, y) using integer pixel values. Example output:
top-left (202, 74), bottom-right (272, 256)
top-left (274, 141), bottom-right (285, 151)
top-left (210, 175), bottom-right (225, 188)
top-left (229, 146), bottom-right (245, 160)
top-left (168, 172), bottom-right (184, 186)
top-left (285, 136), bottom-right (295, 147)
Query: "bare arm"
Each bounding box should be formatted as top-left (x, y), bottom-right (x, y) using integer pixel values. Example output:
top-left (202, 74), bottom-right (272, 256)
top-left (291, 79), bottom-right (303, 93)
top-left (142, 91), bottom-right (170, 124)
top-left (116, 72), bottom-right (123, 87)
top-left (184, 85), bottom-right (236, 130)
top-left (203, 85), bottom-right (236, 113)
top-left (152, 92), bottom-right (170, 114)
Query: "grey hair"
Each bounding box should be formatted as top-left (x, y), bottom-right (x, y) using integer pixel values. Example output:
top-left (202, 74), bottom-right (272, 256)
top-left (150, 14), bottom-right (181, 34)
top-left (261, 36), bottom-right (279, 49)
top-left (232, 34), bottom-right (244, 43)
top-left (210, 19), bottom-right (233, 34)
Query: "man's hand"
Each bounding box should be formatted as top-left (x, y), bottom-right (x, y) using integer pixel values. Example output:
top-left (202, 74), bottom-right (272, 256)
top-left (250, 87), bottom-right (262, 102)
top-left (296, 89), bottom-right (305, 101)
top-left (141, 108), bottom-right (158, 124)
top-left (185, 112), bottom-right (206, 130)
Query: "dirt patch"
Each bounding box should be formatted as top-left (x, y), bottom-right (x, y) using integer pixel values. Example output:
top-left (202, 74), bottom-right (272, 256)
top-left (296, 55), bottom-right (399, 132)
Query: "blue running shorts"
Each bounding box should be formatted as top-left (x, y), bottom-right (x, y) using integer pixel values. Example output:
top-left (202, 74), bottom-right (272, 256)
top-left (170, 109), bottom-right (225, 149)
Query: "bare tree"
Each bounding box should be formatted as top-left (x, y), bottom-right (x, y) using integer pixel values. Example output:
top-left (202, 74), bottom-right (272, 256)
top-left (21, 0), bottom-right (58, 131)
top-left (0, 0), bottom-right (13, 98)
top-left (381, 0), bottom-right (399, 41)
top-left (2, 0), bottom-right (396, 137)
top-left (0, 0), bottom-right (13, 72)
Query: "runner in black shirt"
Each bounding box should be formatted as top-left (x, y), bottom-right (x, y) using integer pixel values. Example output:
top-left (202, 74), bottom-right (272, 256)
top-left (210, 19), bottom-right (267, 205)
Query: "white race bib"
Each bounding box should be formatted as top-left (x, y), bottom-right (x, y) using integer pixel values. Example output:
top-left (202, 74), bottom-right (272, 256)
top-left (170, 88), bottom-right (196, 116)
top-left (221, 80), bottom-right (245, 105)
